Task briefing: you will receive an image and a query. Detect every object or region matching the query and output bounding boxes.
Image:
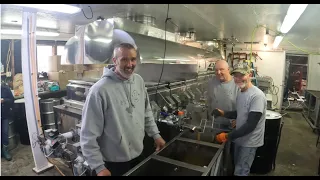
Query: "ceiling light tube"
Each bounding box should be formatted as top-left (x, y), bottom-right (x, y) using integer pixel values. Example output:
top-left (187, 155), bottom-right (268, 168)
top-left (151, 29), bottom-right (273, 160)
top-left (11, 4), bottom-right (81, 14)
top-left (280, 4), bottom-right (308, 33)
top-left (273, 36), bottom-right (284, 49)
top-left (0, 29), bottom-right (59, 36)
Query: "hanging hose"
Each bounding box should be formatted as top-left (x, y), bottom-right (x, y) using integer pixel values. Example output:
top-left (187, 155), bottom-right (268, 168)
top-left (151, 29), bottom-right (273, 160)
top-left (249, 25), bottom-right (260, 62)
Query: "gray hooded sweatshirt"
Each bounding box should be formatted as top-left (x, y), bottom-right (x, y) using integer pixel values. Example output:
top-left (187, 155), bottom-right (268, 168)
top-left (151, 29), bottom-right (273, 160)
top-left (80, 66), bottom-right (161, 174)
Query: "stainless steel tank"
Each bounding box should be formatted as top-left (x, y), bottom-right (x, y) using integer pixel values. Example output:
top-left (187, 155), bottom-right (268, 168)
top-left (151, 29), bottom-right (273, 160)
top-left (7, 118), bottom-right (18, 151)
top-left (40, 98), bottom-right (61, 130)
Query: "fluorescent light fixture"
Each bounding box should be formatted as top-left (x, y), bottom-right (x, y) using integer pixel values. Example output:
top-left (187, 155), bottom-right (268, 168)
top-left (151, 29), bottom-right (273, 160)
top-left (11, 4), bottom-right (81, 14)
top-left (36, 31), bottom-right (60, 36)
top-left (84, 35), bottom-right (90, 41)
top-left (280, 4), bottom-right (308, 33)
top-left (273, 36), bottom-right (284, 49)
top-left (0, 29), bottom-right (59, 36)
top-left (3, 19), bottom-right (58, 29)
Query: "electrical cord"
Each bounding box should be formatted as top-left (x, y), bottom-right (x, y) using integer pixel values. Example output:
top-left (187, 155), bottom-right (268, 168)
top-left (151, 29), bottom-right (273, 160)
top-left (81, 6), bottom-right (93, 20)
top-left (249, 24), bottom-right (320, 58)
top-left (155, 4), bottom-right (170, 104)
top-left (269, 78), bottom-right (279, 106)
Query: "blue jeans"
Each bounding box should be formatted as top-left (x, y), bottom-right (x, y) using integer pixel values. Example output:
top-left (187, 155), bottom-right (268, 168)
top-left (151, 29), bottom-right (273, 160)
top-left (1, 118), bottom-right (9, 146)
top-left (233, 143), bottom-right (257, 176)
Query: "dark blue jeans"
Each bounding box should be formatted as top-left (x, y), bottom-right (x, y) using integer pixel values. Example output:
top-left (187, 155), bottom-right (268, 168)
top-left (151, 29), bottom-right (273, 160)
top-left (1, 118), bottom-right (9, 146)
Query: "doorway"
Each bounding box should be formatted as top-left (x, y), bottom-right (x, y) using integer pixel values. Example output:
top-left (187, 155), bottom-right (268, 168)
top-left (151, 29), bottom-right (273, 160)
top-left (282, 54), bottom-right (308, 110)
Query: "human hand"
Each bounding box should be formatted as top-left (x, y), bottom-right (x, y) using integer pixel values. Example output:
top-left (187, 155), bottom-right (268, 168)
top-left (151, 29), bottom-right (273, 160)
top-left (231, 120), bottom-right (236, 128)
top-left (154, 137), bottom-right (166, 152)
top-left (215, 132), bottom-right (228, 143)
top-left (211, 108), bottom-right (224, 117)
top-left (97, 169), bottom-right (111, 176)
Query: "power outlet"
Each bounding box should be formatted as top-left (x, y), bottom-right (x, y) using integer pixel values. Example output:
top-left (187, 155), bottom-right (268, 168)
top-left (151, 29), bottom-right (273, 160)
top-left (6, 71), bottom-right (11, 77)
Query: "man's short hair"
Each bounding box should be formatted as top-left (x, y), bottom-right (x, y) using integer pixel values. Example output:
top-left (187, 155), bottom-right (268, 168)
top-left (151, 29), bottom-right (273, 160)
top-left (112, 43), bottom-right (137, 59)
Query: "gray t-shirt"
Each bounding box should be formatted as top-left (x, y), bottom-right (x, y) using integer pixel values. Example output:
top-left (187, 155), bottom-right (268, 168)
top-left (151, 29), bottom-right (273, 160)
top-left (207, 77), bottom-right (239, 126)
top-left (234, 86), bottom-right (267, 147)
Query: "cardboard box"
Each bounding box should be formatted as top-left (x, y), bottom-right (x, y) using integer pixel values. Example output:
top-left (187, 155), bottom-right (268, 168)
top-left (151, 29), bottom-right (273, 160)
top-left (74, 64), bottom-right (89, 73)
top-left (85, 64), bottom-right (108, 71)
top-left (47, 55), bottom-right (74, 72)
top-left (61, 65), bottom-right (74, 72)
top-left (47, 71), bottom-right (78, 90)
top-left (83, 70), bottom-right (103, 79)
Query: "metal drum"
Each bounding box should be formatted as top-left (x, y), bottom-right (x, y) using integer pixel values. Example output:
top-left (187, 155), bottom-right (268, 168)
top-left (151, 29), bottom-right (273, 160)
top-left (250, 110), bottom-right (283, 174)
top-left (40, 98), bottom-right (61, 130)
top-left (8, 119), bottom-right (18, 151)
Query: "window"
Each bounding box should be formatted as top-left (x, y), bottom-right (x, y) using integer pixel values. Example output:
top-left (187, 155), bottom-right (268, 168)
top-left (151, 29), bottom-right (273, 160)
top-left (37, 45), bottom-right (52, 72)
top-left (57, 45), bottom-right (65, 56)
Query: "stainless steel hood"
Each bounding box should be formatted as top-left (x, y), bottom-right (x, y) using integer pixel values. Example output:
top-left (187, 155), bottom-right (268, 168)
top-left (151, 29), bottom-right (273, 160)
top-left (113, 18), bottom-right (222, 62)
top-left (61, 17), bottom-right (223, 65)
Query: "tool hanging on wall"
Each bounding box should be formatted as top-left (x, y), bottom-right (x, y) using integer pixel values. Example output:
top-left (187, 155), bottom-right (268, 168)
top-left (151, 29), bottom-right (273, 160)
top-left (228, 52), bottom-right (262, 68)
top-left (227, 52), bottom-right (262, 86)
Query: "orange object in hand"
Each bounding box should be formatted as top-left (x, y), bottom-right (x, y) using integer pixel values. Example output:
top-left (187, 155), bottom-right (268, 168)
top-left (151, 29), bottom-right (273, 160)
top-left (216, 132), bottom-right (228, 143)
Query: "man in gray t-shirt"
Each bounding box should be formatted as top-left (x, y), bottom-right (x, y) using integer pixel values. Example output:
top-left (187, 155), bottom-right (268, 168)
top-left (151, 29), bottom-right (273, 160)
top-left (207, 60), bottom-right (239, 129)
top-left (212, 63), bottom-right (267, 176)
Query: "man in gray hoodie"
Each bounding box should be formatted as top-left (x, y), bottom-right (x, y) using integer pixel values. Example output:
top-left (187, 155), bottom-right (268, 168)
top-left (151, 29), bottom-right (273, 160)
top-left (80, 43), bottom-right (166, 176)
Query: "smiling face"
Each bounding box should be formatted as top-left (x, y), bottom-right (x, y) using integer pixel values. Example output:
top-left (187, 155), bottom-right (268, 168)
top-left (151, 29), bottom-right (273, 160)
top-left (231, 63), bottom-right (252, 90)
top-left (233, 72), bottom-right (251, 90)
top-left (215, 60), bottom-right (231, 82)
top-left (112, 44), bottom-right (137, 79)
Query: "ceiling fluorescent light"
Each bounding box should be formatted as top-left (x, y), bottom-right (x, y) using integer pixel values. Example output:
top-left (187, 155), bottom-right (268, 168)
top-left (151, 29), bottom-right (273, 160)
top-left (11, 4), bottom-right (81, 14)
top-left (3, 19), bottom-right (58, 29)
top-left (273, 36), bottom-right (284, 49)
top-left (36, 31), bottom-right (60, 36)
top-left (280, 4), bottom-right (308, 33)
top-left (1, 29), bottom-right (59, 37)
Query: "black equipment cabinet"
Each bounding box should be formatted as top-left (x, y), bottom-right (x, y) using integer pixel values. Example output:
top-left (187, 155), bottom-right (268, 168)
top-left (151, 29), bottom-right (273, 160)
top-left (250, 110), bottom-right (284, 174)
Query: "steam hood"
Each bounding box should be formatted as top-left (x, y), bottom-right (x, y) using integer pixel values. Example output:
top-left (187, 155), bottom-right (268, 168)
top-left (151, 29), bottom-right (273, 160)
top-left (61, 18), bottom-right (223, 65)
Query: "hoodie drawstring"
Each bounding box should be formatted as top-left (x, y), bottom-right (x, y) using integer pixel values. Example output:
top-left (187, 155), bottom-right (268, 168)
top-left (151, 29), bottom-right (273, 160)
top-left (123, 81), bottom-right (135, 110)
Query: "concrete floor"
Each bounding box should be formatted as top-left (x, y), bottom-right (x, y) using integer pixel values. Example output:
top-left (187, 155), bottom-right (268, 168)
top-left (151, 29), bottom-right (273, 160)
top-left (1, 111), bottom-right (319, 176)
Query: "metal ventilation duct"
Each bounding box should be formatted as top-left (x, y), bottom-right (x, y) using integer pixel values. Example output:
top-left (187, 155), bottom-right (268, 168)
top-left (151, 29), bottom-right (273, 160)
top-left (61, 19), bottom-right (138, 65)
top-left (61, 17), bottom-right (222, 65)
